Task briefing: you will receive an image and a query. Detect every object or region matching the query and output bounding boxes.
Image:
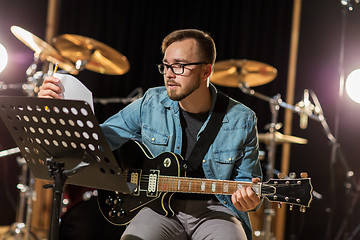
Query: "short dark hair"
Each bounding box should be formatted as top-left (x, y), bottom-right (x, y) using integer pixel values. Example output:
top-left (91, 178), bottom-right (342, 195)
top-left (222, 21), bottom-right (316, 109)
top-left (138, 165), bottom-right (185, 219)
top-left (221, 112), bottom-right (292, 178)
top-left (161, 29), bottom-right (216, 65)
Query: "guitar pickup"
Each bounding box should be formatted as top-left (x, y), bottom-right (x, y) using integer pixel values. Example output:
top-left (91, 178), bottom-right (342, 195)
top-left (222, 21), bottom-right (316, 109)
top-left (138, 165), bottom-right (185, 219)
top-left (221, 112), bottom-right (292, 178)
top-left (129, 169), bottom-right (141, 196)
top-left (146, 170), bottom-right (159, 197)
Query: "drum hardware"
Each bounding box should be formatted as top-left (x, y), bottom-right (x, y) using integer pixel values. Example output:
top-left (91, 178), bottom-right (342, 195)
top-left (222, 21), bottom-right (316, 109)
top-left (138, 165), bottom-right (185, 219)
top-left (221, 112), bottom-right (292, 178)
top-left (0, 147), bottom-right (21, 158)
top-left (52, 34), bottom-right (130, 75)
top-left (10, 26), bottom-right (130, 75)
top-left (0, 82), bottom-right (24, 91)
top-left (238, 83), bottom-right (327, 240)
top-left (10, 26), bottom-right (78, 75)
top-left (93, 87), bottom-right (144, 105)
top-left (10, 26), bottom-right (131, 99)
top-left (0, 156), bottom-right (38, 240)
top-left (258, 131), bottom-right (308, 145)
top-left (211, 59), bottom-right (278, 87)
top-left (211, 59), bottom-right (325, 239)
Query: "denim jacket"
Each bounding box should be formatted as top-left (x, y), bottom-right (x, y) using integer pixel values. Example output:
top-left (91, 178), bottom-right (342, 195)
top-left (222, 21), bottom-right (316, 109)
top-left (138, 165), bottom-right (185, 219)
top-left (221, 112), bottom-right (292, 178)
top-left (100, 84), bottom-right (262, 239)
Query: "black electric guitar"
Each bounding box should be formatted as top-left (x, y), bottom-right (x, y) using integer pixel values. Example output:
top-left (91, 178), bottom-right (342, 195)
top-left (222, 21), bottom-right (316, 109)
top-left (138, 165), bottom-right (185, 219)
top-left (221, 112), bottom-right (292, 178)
top-left (98, 140), bottom-right (313, 225)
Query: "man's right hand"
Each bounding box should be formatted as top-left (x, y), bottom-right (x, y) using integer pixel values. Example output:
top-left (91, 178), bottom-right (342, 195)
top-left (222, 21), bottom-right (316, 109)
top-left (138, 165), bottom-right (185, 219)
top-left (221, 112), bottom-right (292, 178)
top-left (38, 76), bottom-right (63, 99)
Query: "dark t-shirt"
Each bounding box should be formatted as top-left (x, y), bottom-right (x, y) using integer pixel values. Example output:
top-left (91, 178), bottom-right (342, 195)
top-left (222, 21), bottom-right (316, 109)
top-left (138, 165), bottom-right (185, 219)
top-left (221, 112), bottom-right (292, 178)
top-left (179, 108), bottom-right (208, 178)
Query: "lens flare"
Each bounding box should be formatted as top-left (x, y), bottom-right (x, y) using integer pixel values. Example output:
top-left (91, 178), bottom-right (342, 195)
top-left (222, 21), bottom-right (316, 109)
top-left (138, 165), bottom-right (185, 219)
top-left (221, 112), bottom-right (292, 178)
top-left (345, 69), bottom-right (360, 104)
top-left (0, 43), bottom-right (8, 73)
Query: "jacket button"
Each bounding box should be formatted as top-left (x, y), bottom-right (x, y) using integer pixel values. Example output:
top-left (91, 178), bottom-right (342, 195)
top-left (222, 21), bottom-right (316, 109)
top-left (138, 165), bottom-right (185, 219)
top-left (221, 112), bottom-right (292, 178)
top-left (151, 138), bottom-right (155, 142)
top-left (202, 159), bottom-right (206, 163)
top-left (228, 158), bottom-right (232, 161)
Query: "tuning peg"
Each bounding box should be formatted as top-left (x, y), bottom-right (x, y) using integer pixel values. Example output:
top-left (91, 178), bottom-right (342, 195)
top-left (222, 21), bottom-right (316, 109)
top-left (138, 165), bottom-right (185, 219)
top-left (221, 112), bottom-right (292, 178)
top-left (289, 172), bottom-right (296, 179)
top-left (277, 172), bottom-right (285, 179)
top-left (300, 206), bottom-right (306, 213)
top-left (289, 204), bottom-right (293, 211)
top-left (300, 172), bottom-right (308, 178)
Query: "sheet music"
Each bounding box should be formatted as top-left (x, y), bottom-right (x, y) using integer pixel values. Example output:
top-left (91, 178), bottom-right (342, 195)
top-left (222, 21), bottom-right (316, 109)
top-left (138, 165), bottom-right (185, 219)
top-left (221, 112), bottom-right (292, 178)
top-left (54, 73), bottom-right (94, 112)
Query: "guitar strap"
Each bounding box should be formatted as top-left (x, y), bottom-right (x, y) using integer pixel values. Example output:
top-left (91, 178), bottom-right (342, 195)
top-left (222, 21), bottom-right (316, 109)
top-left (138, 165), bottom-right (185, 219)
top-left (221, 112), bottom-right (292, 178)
top-left (185, 91), bottom-right (229, 171)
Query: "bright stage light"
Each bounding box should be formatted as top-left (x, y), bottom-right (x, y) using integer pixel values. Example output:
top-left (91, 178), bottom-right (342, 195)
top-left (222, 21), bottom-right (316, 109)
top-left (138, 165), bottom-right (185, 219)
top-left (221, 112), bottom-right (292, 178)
top-left (345, 69), bottom-right (360, 104)
top-left (0, 43), bottom-right (8, 74)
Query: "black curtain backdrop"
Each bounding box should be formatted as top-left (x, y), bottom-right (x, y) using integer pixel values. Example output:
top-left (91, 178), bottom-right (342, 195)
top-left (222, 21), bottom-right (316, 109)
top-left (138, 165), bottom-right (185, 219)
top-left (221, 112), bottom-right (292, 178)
top-left (1, 0), bottom-right (360, 239)
top-left (57, 0), bottom-right (292, 127)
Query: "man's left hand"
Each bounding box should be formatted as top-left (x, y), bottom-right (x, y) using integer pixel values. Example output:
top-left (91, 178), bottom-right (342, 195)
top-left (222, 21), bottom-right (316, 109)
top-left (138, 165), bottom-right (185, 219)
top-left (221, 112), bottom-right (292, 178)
top-left (231, 178), bottom-right (261, 212)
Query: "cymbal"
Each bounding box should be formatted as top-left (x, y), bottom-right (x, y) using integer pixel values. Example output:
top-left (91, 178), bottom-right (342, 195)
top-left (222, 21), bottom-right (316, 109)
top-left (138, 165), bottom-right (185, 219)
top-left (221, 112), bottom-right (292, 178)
top-left (52, 34), bottom-right (130, 75)
top-left (10, 26), bottom-right (78, 74)
top-left (258, 132), bottom-right (308, 145)
top-left (211, 59), bottom-right (277, 87)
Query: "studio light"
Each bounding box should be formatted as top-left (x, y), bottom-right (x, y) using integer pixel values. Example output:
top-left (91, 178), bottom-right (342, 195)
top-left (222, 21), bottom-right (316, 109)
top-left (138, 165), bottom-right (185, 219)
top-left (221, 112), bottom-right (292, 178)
top-left (0, 43), bottom-right (8, 74)
top-left (345, 68), bottom-right (360, 104)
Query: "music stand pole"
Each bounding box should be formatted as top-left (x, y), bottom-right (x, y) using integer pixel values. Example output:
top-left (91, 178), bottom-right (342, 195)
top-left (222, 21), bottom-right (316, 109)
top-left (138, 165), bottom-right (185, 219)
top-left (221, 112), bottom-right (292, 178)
top-left (45, 160), bottom-right (66, 240)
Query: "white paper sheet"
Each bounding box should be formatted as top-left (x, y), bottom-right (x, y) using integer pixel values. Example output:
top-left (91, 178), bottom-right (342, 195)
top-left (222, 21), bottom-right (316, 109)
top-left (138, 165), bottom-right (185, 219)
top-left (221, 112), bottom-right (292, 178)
top-left (54, 73), bottom-right (94, 112)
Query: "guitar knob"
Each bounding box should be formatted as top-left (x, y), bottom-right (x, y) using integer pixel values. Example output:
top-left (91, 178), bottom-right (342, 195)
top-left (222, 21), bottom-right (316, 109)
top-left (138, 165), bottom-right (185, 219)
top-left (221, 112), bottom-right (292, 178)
top-left (300, 172), bottom-right (308, 178)
top-left (109, 209), bottom-right (117, 217)
top-left (105, 196), bottom-right (113, 205)
top-left (289, 172), bottom-right (296, 179)
top-left (117, 210), bottom-right (126, 218)
top-left (289, 204), bottom-right (293, 211)
top-left (300, 206), bottom-right (306, 213)
top-left (115, 197), bottom-right (123, 205)
top-left (278, 203), bottom-right (282, 208)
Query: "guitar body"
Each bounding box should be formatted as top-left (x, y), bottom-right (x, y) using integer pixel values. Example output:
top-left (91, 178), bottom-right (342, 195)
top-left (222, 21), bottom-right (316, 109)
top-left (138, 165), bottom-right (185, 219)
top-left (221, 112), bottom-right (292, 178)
top-left (98, 140), bottom-right (183, 225)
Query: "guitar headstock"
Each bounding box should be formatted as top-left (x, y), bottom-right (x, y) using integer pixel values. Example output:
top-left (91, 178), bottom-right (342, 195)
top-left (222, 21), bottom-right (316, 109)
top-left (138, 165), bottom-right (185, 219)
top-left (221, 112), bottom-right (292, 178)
top-left (262, 172), bottom-right (313, 212)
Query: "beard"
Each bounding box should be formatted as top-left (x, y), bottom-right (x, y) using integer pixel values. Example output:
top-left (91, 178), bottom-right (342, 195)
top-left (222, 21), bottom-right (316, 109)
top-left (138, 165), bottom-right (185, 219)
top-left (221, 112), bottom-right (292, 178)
top-left (165, 79), bottom-right (201, 101)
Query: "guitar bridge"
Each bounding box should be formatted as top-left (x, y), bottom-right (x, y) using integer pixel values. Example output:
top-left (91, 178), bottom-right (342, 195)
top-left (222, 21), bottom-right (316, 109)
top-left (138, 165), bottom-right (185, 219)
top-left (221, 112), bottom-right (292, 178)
top-left (146, 170), bottom-right (159, 197)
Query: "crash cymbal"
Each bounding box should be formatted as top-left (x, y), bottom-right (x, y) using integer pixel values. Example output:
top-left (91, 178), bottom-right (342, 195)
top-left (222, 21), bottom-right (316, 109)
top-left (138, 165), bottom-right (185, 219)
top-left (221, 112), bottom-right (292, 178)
top-left (10, 26), bottom-right (78, 74)
top-left (52, 34), bottom-right (130, 75)
top-left (258, 132), bottom-right (308, 144)
top-left (211, 59), bottom-right (277, 87)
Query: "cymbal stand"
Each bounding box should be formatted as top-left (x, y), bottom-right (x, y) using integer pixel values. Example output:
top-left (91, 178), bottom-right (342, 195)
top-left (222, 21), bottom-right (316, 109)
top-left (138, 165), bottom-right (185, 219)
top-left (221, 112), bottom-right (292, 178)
top-left (0, 157), bottom-right (38, 240)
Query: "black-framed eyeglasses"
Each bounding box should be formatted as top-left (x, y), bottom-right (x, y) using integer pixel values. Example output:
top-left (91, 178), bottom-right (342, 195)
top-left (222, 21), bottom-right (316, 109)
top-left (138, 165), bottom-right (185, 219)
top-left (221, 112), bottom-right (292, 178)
top-left (157, 62), bottom-right (208, 75)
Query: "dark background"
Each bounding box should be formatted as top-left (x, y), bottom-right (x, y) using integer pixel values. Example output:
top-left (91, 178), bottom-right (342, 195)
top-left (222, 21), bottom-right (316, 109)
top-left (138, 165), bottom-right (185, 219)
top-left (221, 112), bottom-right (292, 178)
top-left (1, 0), bottom-right (360, 239)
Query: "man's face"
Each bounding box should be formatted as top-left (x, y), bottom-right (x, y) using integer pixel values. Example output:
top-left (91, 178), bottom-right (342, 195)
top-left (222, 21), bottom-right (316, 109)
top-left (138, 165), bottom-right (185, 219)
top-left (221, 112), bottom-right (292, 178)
top-left (162, 39), bottom-right (206, 101)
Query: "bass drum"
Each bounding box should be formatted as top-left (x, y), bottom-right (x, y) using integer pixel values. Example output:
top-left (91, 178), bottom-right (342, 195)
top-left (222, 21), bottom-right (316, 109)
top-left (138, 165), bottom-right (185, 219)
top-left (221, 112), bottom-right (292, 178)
top-left (60, 185), bottom-right (125, 240)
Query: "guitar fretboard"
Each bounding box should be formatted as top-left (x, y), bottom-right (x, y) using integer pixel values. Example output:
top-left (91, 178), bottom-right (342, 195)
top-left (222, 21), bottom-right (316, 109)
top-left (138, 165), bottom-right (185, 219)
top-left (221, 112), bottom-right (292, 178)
top-left (157, 176), bottom-right (261, 196)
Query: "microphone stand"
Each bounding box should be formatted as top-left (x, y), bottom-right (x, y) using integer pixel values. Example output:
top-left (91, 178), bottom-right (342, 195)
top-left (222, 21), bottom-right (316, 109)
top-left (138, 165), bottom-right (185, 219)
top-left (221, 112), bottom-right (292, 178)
top-left (239, 84), bottom-right (324, 240)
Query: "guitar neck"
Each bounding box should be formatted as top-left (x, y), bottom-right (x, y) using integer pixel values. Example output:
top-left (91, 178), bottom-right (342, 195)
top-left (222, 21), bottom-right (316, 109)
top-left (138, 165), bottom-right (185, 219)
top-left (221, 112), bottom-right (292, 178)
top-left (157, 176), bottom-right (262, 196)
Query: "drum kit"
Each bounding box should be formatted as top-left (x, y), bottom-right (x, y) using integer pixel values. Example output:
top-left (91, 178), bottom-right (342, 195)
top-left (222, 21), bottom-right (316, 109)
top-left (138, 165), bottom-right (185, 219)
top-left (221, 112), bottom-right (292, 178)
top-left (0, 26), bottom-right (135, 240)
top-left (0, 26), bottom-right (314, 240)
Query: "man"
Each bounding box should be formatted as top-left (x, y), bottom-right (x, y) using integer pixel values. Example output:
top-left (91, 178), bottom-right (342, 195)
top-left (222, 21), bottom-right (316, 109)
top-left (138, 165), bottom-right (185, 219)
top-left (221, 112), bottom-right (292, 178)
top-left (39, 29), bottom-right (262, 240)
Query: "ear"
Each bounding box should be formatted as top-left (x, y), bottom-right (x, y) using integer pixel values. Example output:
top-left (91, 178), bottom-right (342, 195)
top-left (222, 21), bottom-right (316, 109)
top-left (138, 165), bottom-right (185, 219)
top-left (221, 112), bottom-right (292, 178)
top-left (202, 64), bottom-right (212, 81)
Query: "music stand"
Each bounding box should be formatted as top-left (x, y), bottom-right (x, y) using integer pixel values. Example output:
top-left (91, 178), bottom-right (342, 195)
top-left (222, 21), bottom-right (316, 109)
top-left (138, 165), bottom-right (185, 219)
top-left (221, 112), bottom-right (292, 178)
top-left (0, 96), bottom-right (133, 240)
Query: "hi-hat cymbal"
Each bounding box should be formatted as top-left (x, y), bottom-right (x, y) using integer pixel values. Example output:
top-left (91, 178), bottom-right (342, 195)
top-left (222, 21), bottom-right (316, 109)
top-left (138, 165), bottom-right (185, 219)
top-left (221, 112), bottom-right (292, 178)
top-left (211, 59), bottom-right (277, 87)
top-left (258, 132), bottom-right (308, 144)
top-left (52, 34), bottom-right (130, 75)
top-left (10, 26), bottom-right (78, 74)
